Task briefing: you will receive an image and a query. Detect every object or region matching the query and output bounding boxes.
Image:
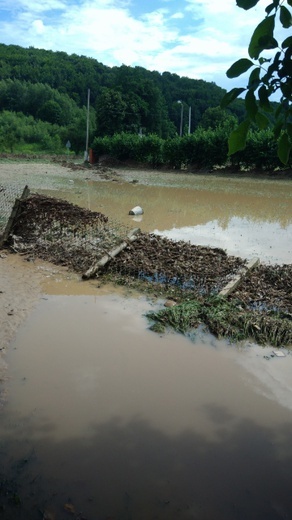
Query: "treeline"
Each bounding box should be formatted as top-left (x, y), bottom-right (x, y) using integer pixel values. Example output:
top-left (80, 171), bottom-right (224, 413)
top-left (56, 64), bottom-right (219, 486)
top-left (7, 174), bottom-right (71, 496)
top-left (92, 127), bottom-right (281, 171)
top-left (0, 43), bottom-right (282, 170)
top-left (0, 43), bottom-right (245, 140)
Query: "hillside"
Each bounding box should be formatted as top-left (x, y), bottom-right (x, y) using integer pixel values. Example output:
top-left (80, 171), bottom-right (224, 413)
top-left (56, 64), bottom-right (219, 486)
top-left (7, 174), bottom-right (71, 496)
top-left (0, 43), bottom-right (245, 146)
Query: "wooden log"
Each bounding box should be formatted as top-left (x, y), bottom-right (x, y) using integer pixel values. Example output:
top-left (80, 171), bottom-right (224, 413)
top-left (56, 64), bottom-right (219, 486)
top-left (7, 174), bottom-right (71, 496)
top-left (82, 227), bottom-right (140, 280)
top-left (219, 257), bottom-right (260, 297)
top-left (0, 185), bottom-right (30, 248)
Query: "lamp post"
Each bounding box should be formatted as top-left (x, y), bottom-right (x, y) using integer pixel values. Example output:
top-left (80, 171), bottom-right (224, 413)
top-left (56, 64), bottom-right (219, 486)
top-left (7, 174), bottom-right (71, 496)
top-left (177, 100), bottom-right (184, 137)
top-left (188, 106), bottom-right (192, 135)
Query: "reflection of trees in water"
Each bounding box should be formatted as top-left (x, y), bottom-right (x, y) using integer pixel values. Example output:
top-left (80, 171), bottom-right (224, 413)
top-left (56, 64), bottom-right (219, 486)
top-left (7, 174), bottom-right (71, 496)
top-left (1, 407), bottom-right (292, 520)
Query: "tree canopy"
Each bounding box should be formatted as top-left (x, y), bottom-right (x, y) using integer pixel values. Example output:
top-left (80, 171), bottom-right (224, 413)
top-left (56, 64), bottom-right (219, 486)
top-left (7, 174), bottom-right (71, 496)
top-left (0, 43), bottom-right (245, 141)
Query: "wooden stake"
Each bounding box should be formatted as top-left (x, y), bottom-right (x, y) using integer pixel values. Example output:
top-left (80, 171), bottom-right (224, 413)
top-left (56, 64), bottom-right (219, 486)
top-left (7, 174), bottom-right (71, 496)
top-left (219, 257), bottom-right (260, 297)
top-left (82, 227), bottom-right (140, 280)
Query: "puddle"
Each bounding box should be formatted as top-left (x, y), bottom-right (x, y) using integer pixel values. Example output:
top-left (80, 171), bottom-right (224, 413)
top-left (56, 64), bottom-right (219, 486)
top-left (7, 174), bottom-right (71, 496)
top-left (1, 294), bottom-right (292, 519)
top-left (1, 164), bottom-right (292, 518)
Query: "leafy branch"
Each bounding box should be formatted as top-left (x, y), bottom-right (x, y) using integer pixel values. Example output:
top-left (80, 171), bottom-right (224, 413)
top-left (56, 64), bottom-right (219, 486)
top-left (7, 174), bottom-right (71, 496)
top-left (221, 0), bottom-right (292, 165)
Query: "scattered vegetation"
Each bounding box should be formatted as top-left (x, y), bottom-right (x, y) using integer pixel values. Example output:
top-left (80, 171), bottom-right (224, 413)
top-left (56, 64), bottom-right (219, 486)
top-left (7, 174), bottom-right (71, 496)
top-left (147, 295), bottom-right (292, 347)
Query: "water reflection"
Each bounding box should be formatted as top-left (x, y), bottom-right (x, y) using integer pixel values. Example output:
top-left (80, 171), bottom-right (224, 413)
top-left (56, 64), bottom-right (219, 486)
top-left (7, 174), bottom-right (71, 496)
top-left (1, 294), bottom-right (292, 519)
top-left (1, 165), bottom-right (292, 519)
top-left (42, 175), bottom-right (292, 265)
top-left (155, 217), bottom-right (292, 264)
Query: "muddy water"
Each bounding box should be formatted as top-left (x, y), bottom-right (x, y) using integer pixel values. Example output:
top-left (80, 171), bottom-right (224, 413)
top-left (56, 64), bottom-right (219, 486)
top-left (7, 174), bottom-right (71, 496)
top-left (1, 165), bottom-right (292, 519)
top-left (1, 293), bottom-right (292, 520)
top-left (43, 173), bottom-right (292, 264)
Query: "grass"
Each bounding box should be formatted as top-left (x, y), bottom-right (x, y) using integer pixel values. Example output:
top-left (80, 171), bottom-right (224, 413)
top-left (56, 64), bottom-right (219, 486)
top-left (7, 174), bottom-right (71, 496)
top-left (146, 295), bottom-right (292, 347)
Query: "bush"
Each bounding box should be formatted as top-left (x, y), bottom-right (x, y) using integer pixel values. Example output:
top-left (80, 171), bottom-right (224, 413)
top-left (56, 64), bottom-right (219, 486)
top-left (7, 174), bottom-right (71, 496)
top-left (230, 129), bottom-right (280, 170)
top-left (91, 128), bottom-right (280, 171)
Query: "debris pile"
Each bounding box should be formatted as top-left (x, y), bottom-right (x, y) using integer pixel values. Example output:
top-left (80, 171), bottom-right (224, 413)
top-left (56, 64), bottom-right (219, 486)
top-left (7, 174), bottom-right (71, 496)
top-left (2, 190), bottom-right (291, 346)
top-left (8, 194), bottom-right (130, 272)
top-left (231, 264), bottom-right (292, 314)
top-left (104, 233), bottom-right (246, 294)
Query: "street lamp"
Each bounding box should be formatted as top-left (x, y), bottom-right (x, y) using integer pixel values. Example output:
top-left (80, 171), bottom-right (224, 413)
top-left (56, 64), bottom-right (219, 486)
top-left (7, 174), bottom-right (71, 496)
top-left (177, 100), bottom-right (183, 137)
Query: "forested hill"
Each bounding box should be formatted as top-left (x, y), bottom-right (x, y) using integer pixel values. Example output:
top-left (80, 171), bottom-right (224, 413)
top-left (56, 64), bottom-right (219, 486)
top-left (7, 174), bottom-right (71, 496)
top-left (0, 43), bottom-right (245, 141)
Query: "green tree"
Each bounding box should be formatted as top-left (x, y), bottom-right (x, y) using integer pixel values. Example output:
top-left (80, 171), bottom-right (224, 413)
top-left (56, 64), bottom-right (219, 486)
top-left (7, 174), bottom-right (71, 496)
top-left (0, 111), bottom-right (22, 152)
top-left (95, 88), bottom-right (126, 136)
top-left (37, 99), bottom-right (62, 125)
top-left (200, 107), bottom-right (238, 131)
top-left (221, 0), bottom-right (292, 165)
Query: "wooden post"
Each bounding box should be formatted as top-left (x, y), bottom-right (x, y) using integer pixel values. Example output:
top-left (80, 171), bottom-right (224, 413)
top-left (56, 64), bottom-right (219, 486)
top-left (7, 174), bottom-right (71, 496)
top-left (0, 185), bottom-right (30, 248)
top-left (219, 257), bottom-right (260, 297)
top-left (82, 227), bottom-right (140, 280)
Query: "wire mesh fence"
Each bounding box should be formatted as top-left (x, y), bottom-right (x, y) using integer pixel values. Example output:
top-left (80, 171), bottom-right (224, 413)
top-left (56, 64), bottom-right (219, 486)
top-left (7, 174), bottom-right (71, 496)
top-left (8, 193), bottom-right (134, 273)
top-left (0, 183), bottom-right (26, 239)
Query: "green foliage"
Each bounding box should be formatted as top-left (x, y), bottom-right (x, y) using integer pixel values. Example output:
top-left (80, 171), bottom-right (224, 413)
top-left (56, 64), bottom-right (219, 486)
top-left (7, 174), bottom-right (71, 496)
top-left (147, 295), bottom-right (292, 347)
top-left (92, 133), bottom-right (164, 167)
top-left (95, 88), bottom-right (127, 136)
top-left (92, 126), bottom-right (282, 171)
top-left (229, 128), bottom-right (280, 169)
top-left (0, 111), bottom-right (64, 153)
top-left (162, 137), bottom-right (183, 169)
top-left (221, 0), bottom-right (292, 165)
top-left (138, 134), bottom-right (164, 167)
top-left (0, 79), bottom-right (83, 125)
top-left (199, 106), bottom-right (238, 131)
top-left (0, 43), bottom-right (245, 139)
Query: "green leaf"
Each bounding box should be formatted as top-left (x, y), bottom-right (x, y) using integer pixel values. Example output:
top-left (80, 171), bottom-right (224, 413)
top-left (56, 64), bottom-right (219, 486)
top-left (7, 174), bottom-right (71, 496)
top-left (236, 0), bottom-right (260, 9)
top-left (248, 67), bottom-right (261, 90)
top-left (228, 119), bottom-right (251, 155)
top-left (282, 36), bottom-right (292, 48)
top-left (257, 35), bottom-right (278, 51)
top-left (280, 5), bottom-right (292, 28)
top-left (288, 0), bottom-right (292, 6)
top-left (278, 132), bottom-right (291, 164)
top-left (255, 112), bottom-right (270, 129)
top-left (226, 58), bottom-right (254, 78)
top-left (280, 80), bottom-right (292, 98)
top-left (265, 3), bottom-right (276, 15)
top-left (258, 85), bottom-right (273, 112)
top-left (245, 90), bottom-right (258, 120)
top-left (248, 15), bottom-right (275, 59)
top-left (274, 118), bottom-right (284, 139)
top-left (287, 123), bottom-right (292, 140)
top-left (220, 87), bottom-right (246, 109)
top-left (259, 57), bottom-right (271, 64)
top-left (275, 104), bottom-right (283, 119)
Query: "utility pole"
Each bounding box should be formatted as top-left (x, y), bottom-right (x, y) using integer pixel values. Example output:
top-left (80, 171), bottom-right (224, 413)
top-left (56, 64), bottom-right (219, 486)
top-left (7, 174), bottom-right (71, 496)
top-left (177, 100), bottom-right (184, 137)
top-left (84, 88), bottom-right (90, 162)
top-left (188, 106), bottom-right (192, 135)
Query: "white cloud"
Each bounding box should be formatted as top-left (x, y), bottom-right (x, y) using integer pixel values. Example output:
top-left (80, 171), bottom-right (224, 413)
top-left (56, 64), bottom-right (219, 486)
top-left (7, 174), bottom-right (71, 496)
top-left (32, 19), bottom-right (46, 34)
top-left (170, 12), bottom-right (184, 19)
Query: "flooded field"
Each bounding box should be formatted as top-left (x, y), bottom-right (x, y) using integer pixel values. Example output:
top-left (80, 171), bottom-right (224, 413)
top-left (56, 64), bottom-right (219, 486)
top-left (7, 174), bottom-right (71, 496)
top-left (0, 163), bottom-right (292, 519)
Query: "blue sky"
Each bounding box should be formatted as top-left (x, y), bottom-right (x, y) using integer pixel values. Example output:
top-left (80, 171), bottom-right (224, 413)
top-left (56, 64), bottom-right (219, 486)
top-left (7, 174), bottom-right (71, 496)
top-left (0, 0), bottom-right (271, 92)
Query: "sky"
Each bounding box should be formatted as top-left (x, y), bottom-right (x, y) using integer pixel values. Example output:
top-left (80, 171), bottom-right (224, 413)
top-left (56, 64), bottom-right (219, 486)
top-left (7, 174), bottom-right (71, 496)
top-left (0, 0), bottom-right (275, 92)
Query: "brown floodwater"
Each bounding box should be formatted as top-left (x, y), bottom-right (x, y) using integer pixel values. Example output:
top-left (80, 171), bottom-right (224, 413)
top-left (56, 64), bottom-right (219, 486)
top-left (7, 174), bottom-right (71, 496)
top-left (1, 166), bottom-right (292, 519)
top-left (42, 172), bottom-right (292, 264)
